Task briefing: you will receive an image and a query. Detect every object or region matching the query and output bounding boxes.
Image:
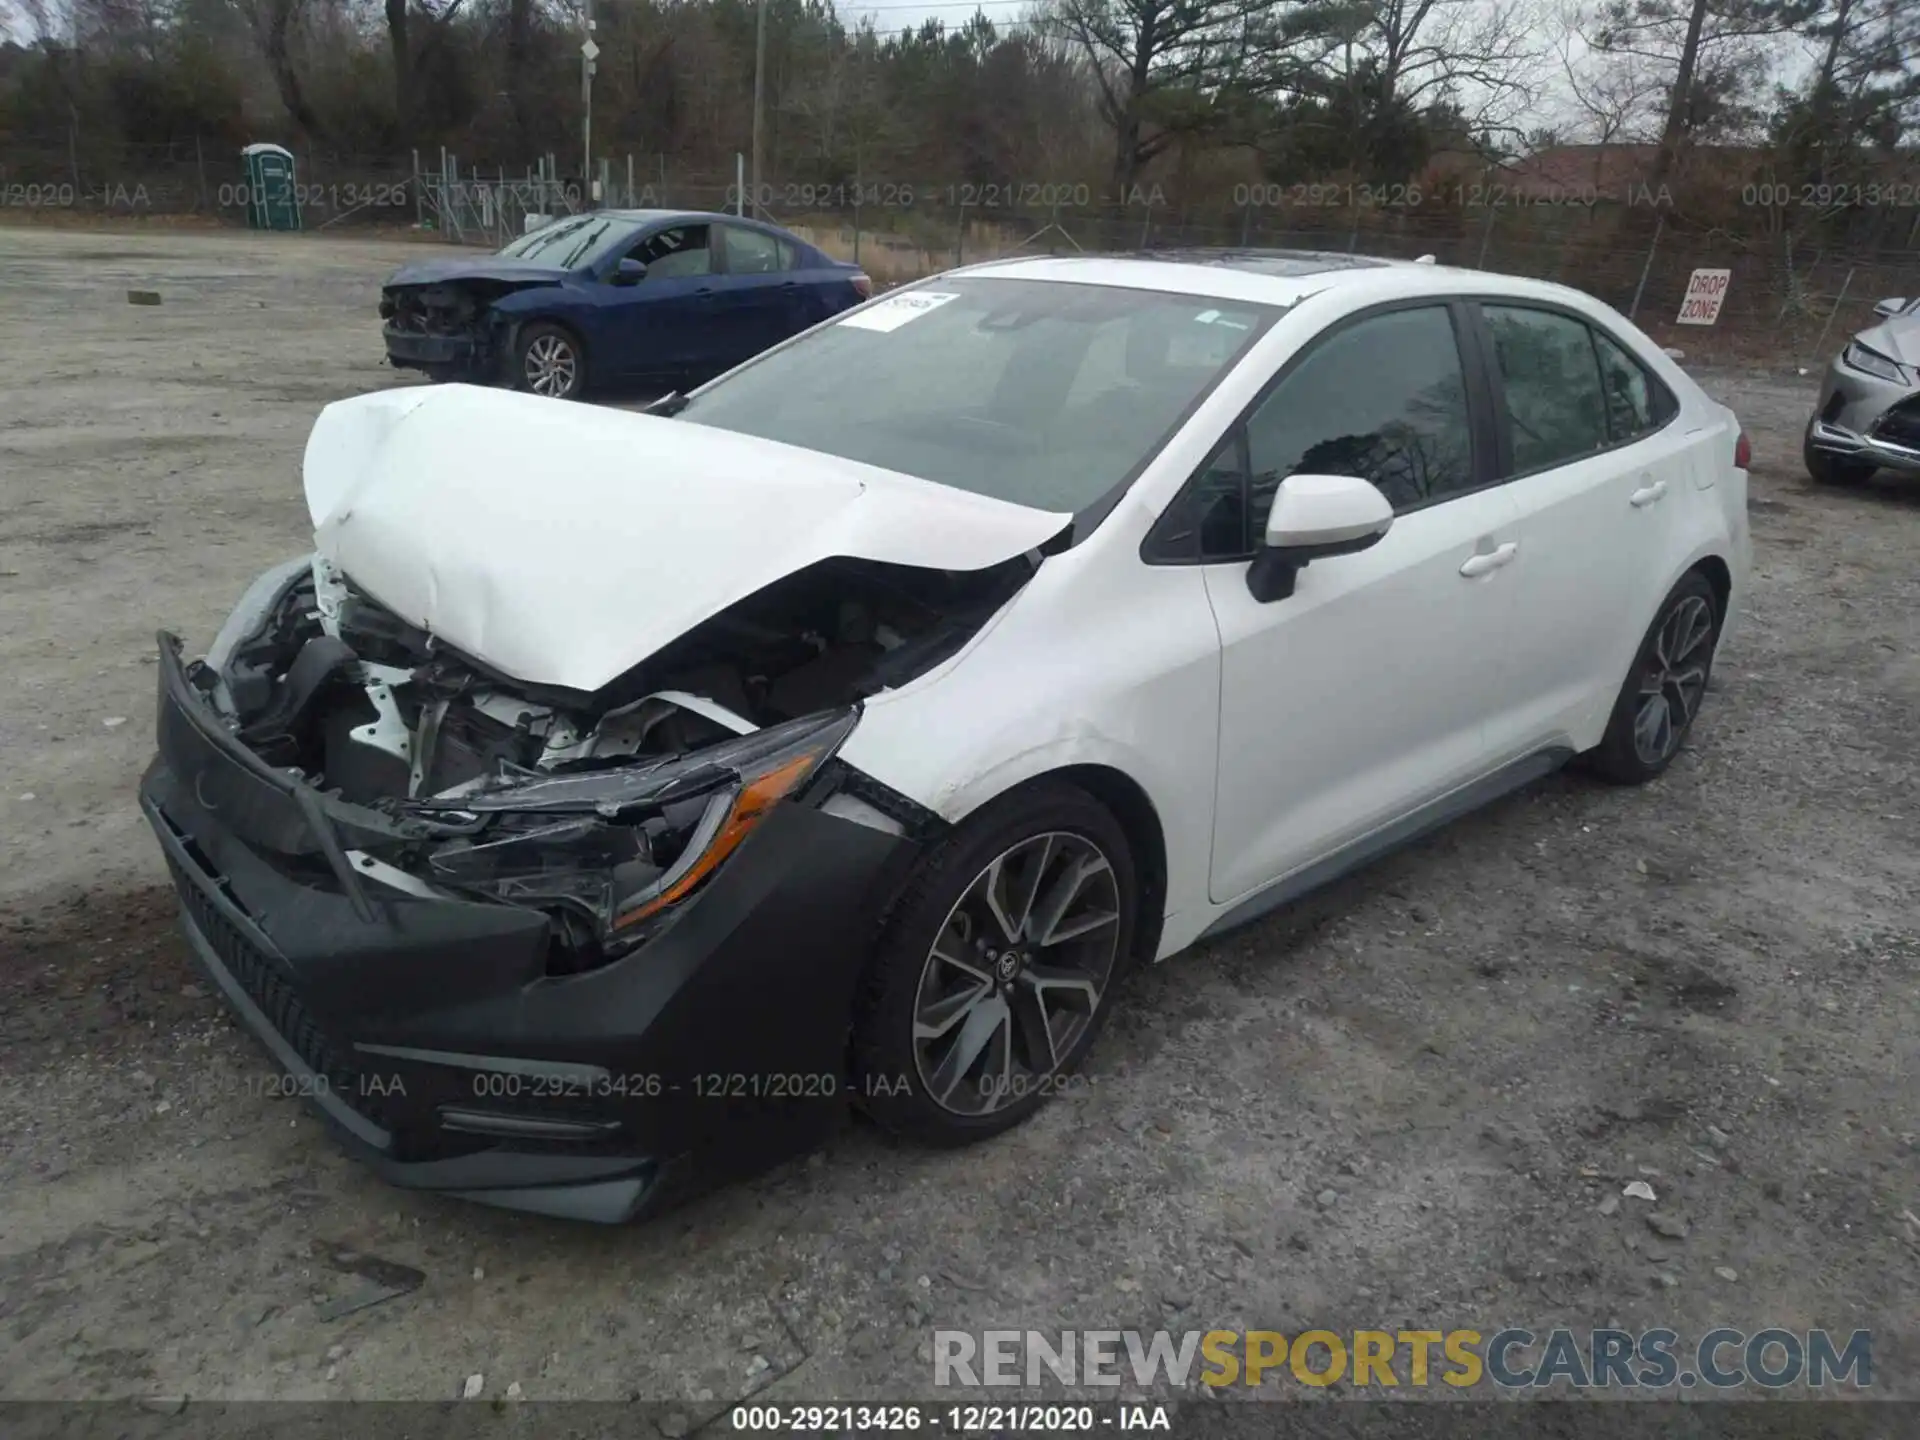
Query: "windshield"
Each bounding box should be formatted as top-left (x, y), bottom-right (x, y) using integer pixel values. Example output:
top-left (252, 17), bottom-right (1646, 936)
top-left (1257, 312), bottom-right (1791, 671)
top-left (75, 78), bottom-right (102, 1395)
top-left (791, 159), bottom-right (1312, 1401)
top-left (499, 215), bottom-right (640, 270)
top-left (677, 277), bottom-right (1279, 514)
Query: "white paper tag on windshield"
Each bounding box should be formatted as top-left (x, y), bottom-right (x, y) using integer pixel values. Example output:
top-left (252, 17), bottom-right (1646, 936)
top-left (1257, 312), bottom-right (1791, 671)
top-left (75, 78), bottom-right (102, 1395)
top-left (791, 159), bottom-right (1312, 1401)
top-left (839, 291), bottom-right (959, 333)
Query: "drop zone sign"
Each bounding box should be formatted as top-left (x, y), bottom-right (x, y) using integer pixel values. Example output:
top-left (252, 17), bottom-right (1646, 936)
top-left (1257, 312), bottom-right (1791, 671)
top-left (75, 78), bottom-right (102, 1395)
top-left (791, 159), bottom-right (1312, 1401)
top-left (1676, 268), bottom-right (1732, 326)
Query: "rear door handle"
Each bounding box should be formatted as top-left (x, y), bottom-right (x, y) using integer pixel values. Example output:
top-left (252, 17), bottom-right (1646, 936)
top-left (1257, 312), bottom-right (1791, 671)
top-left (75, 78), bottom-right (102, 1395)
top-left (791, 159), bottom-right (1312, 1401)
top-left (1630, 478), bottom-right (1668, 507)
top-left (1459, 541), bottom-right (1518, 577)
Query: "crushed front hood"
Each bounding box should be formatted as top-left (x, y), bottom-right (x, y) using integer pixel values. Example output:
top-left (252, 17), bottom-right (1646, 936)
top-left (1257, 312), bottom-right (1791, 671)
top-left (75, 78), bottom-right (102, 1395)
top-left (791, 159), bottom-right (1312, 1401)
top-left (302, 385), bottom-right (1069, 693)
top-left (384, 257), bottom-right (572, 288)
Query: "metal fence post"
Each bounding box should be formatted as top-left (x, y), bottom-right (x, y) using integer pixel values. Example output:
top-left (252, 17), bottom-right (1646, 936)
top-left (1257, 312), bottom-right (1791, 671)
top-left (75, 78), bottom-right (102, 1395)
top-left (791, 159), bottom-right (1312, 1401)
top-left (1628, 214), bottom-right (1664, 322)
top-left (1810, 267), bottom-right (1855, 362)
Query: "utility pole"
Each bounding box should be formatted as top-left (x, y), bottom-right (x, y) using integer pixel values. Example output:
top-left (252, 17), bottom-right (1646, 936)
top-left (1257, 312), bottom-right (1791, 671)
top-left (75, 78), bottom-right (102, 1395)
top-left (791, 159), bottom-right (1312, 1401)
top-left (581, 0), bottom-right (599, 207)
top-left (750, 0), bottom-right (767, 217)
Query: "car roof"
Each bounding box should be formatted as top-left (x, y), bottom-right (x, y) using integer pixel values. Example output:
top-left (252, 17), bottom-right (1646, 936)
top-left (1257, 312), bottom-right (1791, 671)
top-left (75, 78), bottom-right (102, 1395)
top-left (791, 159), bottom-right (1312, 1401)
top-left (947, 249), bottom-right (1596, 313)
top-left (599, 208), bottom-right (783, 228)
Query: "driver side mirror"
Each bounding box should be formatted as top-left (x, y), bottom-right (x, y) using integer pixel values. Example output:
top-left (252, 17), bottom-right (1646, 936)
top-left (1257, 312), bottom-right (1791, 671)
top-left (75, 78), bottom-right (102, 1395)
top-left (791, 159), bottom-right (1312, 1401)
top-left (613, 258), bottom-right (648, 286)
top-left (1246, 473), bottom-right (1393, 603)
top-left (1871, 296), bottom-right (1907, 319)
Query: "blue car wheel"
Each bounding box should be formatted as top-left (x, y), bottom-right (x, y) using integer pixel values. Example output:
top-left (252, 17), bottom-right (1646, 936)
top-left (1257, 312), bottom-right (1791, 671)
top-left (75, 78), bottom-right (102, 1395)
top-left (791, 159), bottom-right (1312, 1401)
top-left (514, 321), bottom-right (586, 400)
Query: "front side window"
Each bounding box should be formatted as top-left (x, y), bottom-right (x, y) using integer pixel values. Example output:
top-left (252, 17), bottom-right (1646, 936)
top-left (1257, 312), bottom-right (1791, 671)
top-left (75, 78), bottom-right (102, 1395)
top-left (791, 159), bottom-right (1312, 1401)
top-left (721, 224), bottom-right (786, 275)
top-left (631, 224), bottom-right (712, 278)
top-left (677, 278), bottom-right (1278, 516)
top-left (1484, 304), bottom-right (1608, 473)
top-left (1245, 304), bottom-right (1475, 532)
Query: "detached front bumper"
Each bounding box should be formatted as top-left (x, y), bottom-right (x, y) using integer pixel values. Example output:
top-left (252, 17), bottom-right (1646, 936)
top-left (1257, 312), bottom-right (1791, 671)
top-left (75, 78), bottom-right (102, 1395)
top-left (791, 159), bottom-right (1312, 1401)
top-left (140, 637), bottom-right (916, 1223)
top-left (1808, 353), bottom-right (1920, 475)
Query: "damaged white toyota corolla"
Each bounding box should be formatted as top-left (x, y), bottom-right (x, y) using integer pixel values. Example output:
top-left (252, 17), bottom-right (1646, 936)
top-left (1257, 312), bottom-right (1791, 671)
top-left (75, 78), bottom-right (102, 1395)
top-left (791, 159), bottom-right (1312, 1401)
top-left (141, 252), bottom-right (1752, 1222)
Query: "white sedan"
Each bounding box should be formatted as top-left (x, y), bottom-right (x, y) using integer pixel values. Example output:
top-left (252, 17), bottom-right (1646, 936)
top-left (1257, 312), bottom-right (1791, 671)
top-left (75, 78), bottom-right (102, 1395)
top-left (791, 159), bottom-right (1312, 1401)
top-left (142, 251), bottom-right (1750, 1220)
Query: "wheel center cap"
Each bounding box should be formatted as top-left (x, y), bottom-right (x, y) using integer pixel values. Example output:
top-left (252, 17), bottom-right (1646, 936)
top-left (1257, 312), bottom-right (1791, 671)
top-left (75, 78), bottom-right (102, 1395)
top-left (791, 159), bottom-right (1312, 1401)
top-left (994, 951), bottom-right (1023, 983)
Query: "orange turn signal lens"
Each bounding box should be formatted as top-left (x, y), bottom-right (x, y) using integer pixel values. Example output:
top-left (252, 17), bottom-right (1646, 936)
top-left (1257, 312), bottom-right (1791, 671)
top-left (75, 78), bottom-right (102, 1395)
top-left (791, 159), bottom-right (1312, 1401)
top-left (612, 751), bottom-right (819, 930)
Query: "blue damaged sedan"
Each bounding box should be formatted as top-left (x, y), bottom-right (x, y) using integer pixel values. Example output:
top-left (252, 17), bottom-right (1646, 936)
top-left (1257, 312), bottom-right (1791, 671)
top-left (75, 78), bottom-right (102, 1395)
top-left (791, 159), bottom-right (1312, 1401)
top-left (379, 209), bottom-right (872, 400)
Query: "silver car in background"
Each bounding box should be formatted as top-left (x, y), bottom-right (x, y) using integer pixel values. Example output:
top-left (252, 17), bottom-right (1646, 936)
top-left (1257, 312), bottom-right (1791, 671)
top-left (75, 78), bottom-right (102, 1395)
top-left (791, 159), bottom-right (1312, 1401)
top-left (1805, 295), bottom-right (1920, 485)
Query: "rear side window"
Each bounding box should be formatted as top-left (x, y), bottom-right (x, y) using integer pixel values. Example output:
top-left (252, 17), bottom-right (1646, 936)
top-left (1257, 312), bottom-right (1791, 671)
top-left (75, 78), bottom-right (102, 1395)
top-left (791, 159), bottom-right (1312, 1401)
top-left (1592, 329), bottom-right (1678, 439)
top-left (1483, 305), bottom-right (1608, 473)
top-left (721, 224), bottom-right (786, 274)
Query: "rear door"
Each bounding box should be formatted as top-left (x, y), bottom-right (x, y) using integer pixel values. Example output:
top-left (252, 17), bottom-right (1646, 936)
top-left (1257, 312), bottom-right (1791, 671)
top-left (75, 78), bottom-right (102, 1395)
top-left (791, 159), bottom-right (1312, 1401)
top-left (710, 222), bottom-right (802, 368)
top-left (1475, 302), bottom-right (1698, 757)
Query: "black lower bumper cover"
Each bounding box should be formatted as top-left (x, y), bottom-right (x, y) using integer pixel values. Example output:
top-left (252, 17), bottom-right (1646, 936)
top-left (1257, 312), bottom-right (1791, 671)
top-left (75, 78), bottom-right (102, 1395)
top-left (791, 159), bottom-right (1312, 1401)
top-left (382, 325), bottom-right (478, 369)
top-left (140, 638), bottom-right (914, 1223)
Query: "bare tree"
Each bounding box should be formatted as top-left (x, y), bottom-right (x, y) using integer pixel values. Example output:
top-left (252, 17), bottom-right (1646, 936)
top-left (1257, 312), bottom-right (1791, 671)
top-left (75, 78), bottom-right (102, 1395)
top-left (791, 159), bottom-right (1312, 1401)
top-left (1554, 17), bottom-right (1665, 147)
top-left (233, 0), bottom-right (326, 136)
top-left (387, 0), bottom-right (468, 142)
top-left (1046, 0), bottom-right (1276, 189)
top-left (1583, 0), bottom-right (1818, 193)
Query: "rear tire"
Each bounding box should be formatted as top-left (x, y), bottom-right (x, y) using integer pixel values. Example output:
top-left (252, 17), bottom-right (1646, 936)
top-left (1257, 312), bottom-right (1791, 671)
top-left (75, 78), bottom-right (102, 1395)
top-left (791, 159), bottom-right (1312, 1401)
top-left (1584, 572), bottom-right (1721, 786)
top-left (853, 781), bottom-right (1136, 1146)
top-left (512, 321), bottom-right (586, 400)
top-left (1804, 420), bottom-right (1874, 485)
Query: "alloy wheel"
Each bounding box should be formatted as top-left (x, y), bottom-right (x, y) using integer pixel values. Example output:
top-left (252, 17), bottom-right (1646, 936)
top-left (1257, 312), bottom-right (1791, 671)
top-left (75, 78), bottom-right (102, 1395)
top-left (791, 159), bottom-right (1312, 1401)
top-left (911, 832), bottom-right (1121, 1117)
top-left (1632, 594), bottom-right (1714, 766)
top-left (524, 334), bottom-right (578, 397)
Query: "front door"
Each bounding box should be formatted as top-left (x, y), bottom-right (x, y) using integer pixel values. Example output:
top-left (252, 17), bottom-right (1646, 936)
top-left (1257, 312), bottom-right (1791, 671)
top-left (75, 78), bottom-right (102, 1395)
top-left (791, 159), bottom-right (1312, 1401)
top-left (596, 222), bottom-right (718, 382)
top-left (1201, 302), bottom-right (1523, 904)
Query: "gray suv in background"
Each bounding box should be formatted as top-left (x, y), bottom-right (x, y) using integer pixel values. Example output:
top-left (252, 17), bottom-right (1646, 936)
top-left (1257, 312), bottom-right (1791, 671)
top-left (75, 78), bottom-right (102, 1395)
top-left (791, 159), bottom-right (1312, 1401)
top-left (1805, 295), bottom-right (1920, 485)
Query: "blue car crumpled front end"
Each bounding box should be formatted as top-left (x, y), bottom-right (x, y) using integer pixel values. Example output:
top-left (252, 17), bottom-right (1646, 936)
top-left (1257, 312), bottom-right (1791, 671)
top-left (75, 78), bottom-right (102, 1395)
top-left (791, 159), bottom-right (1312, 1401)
top-left (139, 598), bottom-right (934, 1223)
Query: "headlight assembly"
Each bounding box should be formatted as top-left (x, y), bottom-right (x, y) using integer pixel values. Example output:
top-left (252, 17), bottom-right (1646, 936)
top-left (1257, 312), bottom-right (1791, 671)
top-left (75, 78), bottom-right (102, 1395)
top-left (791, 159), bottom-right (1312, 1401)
top-left (1842, 341), bottom-right (1908, 385)
top-left (418, 708), bottom-right (856, 958)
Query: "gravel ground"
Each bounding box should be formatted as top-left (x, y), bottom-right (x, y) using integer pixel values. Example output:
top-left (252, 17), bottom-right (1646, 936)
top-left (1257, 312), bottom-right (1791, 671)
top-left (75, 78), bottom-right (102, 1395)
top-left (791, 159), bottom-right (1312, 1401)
top-left (0, 227), bottom-right (1915, 1410)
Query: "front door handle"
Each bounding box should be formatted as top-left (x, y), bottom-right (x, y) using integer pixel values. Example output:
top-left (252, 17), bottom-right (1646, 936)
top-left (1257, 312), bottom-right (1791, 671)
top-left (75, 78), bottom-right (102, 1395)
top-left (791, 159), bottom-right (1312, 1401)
top-left (1459, 541), bottom-right (1518, 577)
top-left (1630, 478), bottom-right (1668, 507)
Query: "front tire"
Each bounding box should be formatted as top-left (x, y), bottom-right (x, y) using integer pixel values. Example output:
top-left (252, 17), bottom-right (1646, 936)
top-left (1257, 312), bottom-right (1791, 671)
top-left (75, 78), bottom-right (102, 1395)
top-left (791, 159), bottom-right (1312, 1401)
top-left (1804, 420), bottom-right (1874, 486)
top-left (853, 781), bottom-right (1136, 1146)
top-left (1584, 572), bottom-right (1720, 785)
top-left (513, 321), bottom-right (586, 400)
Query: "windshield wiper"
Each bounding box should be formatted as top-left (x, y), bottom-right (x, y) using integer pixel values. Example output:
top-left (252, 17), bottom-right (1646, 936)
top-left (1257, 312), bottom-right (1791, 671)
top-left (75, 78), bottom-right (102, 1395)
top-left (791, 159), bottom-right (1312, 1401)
top-left (558, 220), bottom-right (611, 269)
top-left (644, 391), bottom-right (689, 417)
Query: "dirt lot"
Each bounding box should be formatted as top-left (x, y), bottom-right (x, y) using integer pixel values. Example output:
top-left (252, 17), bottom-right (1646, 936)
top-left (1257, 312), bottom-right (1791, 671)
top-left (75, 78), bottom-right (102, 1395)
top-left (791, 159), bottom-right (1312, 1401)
top-left (0, 227), bottom-right (1916, 1411)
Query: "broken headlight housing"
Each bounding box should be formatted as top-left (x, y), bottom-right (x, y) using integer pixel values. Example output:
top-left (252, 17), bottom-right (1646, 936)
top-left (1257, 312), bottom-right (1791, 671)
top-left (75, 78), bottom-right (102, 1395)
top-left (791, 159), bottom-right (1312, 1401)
top-left (419, 709), bottom-right (856, 962)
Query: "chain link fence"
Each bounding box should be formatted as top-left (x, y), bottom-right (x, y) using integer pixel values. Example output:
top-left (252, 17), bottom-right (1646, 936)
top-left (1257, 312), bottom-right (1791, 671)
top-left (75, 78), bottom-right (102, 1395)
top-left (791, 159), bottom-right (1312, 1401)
top-left (5, 140), bottom-right (1919, 364)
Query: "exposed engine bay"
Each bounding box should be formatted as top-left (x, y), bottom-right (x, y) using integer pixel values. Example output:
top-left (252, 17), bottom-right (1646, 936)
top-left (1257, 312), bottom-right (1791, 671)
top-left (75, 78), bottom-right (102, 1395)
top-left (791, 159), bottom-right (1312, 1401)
top-left (195, 552), bottom-right (1029, 967)
top-left (378, 280), bottom-right (536, 375)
